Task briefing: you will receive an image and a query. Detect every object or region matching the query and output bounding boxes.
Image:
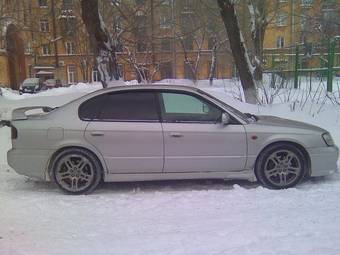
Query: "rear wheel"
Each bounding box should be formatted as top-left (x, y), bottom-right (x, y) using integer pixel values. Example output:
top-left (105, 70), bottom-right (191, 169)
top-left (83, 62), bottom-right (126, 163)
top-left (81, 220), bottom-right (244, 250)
top-left (51, 148), bottom-right (102, 194)
top-left (255, 143), bottom-right (307, 189)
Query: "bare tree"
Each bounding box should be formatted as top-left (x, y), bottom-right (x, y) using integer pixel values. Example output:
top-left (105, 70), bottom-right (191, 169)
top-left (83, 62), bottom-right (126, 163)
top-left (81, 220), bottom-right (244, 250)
top-left (217, 0), bottom-right (258, 104)
top-left (80, 0), bottom-right (121, 88)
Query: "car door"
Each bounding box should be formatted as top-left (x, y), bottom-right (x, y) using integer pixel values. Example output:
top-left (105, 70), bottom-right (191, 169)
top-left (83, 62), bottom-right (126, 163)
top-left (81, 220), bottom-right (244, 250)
top-left (159, 91), bottom-right (247, 173)
top-left (83, 91), bottom-right (164, 174)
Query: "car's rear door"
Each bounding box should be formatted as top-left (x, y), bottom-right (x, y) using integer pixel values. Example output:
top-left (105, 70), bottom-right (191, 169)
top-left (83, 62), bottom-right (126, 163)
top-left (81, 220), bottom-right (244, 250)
top-left (159, 91), bottom-right (247, 173)
top-left (83, 91), bottom-right (164, 174)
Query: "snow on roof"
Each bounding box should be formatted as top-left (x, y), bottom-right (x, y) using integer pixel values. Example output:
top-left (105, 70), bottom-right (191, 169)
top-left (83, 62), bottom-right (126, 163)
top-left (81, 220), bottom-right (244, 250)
top-left (33, 66), bottom-right (55, 70)
top-left (36, 71), bottom-right (54, 75)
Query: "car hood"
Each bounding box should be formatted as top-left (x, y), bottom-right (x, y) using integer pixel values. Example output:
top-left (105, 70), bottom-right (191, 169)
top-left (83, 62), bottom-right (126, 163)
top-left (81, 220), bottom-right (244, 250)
top-left (254, 115), bottom-right (326, 133)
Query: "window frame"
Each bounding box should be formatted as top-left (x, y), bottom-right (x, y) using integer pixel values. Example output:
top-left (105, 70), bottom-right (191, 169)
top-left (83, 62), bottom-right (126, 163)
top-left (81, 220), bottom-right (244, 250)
top-left (78, 89), bottom-right (242, 125)
top-left (42, 44), bottom-right (51, 55)
top-left (40, 19), bottom-right (49, 32)
top-left (65, 42), bottom-right (76, 55)
top-left (39, 0), bottom-right (48, 8)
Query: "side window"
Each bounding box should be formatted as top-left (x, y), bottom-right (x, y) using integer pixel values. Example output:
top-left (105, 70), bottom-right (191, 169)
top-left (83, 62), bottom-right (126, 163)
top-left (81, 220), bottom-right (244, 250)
top-left (79, 95), bottom-right (106, 120)
top-left (99, 91), bottom-right (159, 121)
top-left (160, 92), bottom-right (222, 123)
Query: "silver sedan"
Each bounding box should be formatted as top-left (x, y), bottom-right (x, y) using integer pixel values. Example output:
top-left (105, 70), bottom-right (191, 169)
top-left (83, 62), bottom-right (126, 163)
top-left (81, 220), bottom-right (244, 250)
top-left (5, 85), bottom-right (339, 194)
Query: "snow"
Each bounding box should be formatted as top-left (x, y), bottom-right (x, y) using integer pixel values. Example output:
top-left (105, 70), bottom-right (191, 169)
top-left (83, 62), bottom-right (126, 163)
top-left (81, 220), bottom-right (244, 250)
top-left (1, 80), bottom-right (340, 255)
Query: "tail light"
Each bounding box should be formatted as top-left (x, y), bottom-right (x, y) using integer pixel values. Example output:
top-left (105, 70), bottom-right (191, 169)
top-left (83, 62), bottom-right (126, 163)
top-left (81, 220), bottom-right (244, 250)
top-left (11, 126), bottom-right (18, 140)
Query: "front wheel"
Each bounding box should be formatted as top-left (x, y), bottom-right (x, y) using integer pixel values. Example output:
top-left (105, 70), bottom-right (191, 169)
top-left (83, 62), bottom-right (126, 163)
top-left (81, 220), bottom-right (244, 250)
top-left (255, 143), bottom-right (307, 189)
top-left (51, 148), bottom-right (102, 194)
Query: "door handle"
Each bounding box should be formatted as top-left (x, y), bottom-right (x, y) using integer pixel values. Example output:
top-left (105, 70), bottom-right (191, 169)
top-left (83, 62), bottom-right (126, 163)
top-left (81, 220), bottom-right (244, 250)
top-left (170, 132), bottom-right (183, 138)
top-left (90, 132), bottom-right (104, 137)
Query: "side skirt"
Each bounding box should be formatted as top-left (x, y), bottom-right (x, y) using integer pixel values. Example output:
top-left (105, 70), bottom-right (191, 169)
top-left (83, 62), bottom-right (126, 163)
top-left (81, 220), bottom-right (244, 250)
top-left (104, 169), bottom-right (256, 182)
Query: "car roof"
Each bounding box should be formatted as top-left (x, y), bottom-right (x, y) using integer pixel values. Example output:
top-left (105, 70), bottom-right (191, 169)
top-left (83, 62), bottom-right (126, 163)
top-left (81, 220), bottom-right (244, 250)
top-left (97, 84), bottom-right (201, 94)
top-left (24, 78), bottom-right (40, 83)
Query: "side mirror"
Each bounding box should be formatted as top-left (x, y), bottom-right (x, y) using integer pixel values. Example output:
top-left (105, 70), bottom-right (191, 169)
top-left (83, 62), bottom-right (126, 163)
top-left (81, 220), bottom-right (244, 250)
top-left (221, 112), bottom-right (230, 125)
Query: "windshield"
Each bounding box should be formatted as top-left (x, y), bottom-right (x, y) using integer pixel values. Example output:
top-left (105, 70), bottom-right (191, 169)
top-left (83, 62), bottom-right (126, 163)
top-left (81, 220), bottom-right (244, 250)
top-left (23, 79), bottom-right (39, 86)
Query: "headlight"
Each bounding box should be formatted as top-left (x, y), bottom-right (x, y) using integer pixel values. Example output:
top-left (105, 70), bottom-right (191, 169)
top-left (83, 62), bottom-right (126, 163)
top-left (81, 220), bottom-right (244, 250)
top-left (35, 85), bottom-right (39, 90)
top-left (322, 133), bottom-right (334, 146)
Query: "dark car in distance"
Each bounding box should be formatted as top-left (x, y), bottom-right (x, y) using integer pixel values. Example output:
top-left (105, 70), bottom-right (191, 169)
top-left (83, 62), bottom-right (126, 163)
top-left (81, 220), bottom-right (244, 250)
top-left (19, 78), bottom-right (45, 94)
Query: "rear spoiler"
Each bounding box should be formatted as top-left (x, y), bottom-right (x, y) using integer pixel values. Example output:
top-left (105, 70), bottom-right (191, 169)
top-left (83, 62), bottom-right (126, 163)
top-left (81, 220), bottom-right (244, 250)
top-left (11, 106), bottom-right (54, 120)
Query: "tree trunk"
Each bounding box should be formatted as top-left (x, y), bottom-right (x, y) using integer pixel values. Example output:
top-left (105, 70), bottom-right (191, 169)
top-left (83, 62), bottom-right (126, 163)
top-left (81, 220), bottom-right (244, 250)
top-left (217, 0), bottom-right (258, 104)
top-left (252, 25), bottom-right (265, 81)
top-left (209, 44), bottom-right (218, 85)
top-left (80, 0), bottom-right (121, 88)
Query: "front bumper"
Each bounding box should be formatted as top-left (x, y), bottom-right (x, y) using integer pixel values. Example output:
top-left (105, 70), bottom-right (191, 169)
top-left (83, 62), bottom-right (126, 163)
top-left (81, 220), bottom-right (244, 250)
top-left (7, 148), bottom-right (51, 180)
top-left (308, 145), bottom-right (339, 177)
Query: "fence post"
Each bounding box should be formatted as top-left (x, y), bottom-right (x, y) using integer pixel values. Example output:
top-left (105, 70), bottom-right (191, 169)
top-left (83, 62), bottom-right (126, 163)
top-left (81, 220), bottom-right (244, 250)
top-left (327, 39), bottom-right (335, 92)
top-left (294, 45), bottom-right (299, 89)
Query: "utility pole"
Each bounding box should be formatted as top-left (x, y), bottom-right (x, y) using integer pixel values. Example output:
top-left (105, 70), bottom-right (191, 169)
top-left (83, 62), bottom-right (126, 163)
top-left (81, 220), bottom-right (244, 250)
top-left (151, 0), bottom-right (155, 63)
top-left (171, 0), bottom-right (177, 78)
top-left (51, 0), bottom-right (59, 69)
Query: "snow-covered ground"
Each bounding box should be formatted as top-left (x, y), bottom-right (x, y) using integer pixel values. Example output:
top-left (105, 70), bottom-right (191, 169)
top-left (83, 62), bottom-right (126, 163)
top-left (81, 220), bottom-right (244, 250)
top-left (1, 80), bottom-right (340, 255)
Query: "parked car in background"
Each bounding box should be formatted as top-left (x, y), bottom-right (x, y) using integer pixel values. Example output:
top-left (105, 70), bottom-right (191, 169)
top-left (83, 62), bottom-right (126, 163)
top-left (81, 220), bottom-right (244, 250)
top-left (19, 78), bottom-right (45, 94)
top-left (44, 79), bottom-right (62, 89)
top-left (6, 85), bottom-right (339, 194)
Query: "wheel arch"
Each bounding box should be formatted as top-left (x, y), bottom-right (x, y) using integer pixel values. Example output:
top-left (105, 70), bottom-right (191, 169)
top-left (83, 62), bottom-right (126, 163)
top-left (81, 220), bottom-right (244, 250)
top-left (46, 145), bottom-right (107, 181)
top-left (254, 141), bottom-right (311, 180)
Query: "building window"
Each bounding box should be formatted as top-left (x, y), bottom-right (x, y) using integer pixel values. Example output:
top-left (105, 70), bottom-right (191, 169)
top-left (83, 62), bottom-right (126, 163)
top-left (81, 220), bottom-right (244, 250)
top-left (40, 19), bottom-right (49, 32)
top-left (67, 65), bottom-right (77, 84)
top-left (92, 70), bottom-right (100, 82)
top-left (160, 15), bottom-right (171, 29)
top-left (300, 15), bottom-right (308, 30)
top-left (276, 36), bottom-right (285, 48)
top-left (112, 0), bottom-right (122, 6)
top-left (323, 0), bottom-right (336, 9)
top-left (161, 38), bottom-right (171, 51)
top-left (135, 13), bottom-right (147, 52)
top-left (301, 0), bottom-right (313, 7)
top-left (183, 0), bottom-right (194, 11)
top-left (161, 0), bottom-right (171, 5)
top-left (114, 16), bottom-right (123, 33)
top-left (208, 37), bottom-right (216, 50)
top-left (26, 42), bottom-right (32, 54)
top-left (65, 42), bottom-right (76, 55)
top-left (118, 64), bottom-right (124, 78)
top-left (135, 0), bottom-right (146, 5)
top-left (276, 12), bottom-right (288, 26)
top-left (184, 61), bottom-right (194, 79)
top-left (63, 0), bottom-right (73, 9)
top-left (42, 44), bottom-right (51, 55)
top-left (183, 36), bottom-right (193, 50)
top-left (60, 16), bottom-right (76, 36)
top-left (39, 0), bottom-right (48, 7)
top-left (160, 62), bottom-right (173, 79)
top-left (137, 41), bottom-right (147, 52)
top-left (208, 61), bottom-right (217, 79)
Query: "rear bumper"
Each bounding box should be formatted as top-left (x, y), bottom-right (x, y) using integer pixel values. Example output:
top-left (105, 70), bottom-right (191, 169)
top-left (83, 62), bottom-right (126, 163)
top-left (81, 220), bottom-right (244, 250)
top-left (308, 145), bottom-right (339, 177)
top-left (7, 148), bottom-right (51, 180)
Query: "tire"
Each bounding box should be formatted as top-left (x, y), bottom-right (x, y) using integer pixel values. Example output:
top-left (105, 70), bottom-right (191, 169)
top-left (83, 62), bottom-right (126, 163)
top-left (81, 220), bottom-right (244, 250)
top-left (255, 143), bottom-right (307, 189)
top-left (51, 148), bottom-right (102, 194)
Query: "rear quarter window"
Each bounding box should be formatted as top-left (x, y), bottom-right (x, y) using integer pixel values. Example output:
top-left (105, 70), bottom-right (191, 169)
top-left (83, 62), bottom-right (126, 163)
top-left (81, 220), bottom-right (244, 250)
top-left (78, 94), bottom-right (106, 120)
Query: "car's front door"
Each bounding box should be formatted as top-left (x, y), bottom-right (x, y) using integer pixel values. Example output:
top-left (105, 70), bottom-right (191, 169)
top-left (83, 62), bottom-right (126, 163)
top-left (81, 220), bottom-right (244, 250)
top-left (159, 91), bottom-right (247, 173)
top-left (83, 91), bottom-right (163, 174)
